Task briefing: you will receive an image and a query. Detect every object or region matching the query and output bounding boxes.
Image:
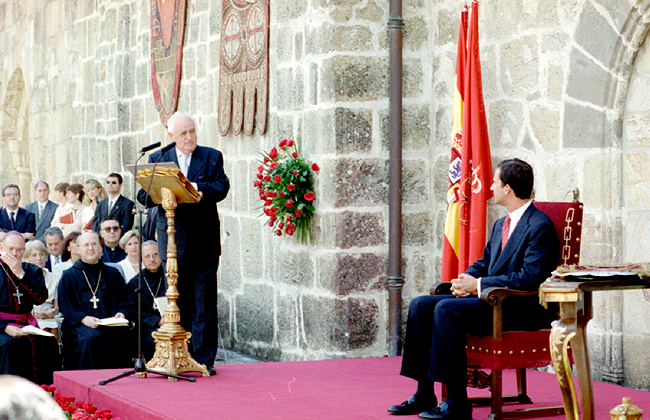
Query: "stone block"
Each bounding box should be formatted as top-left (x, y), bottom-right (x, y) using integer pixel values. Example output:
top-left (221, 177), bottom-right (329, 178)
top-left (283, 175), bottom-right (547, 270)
top-left (301, 294), bottom-right (336, 350)
top-left (209, 3), bottom-right (221, 36)
top-left (183, 47), bottom-right (196, 80)
top-left (117, 101), bottom-right (129, 132)
top-left (546, 63), bottom-right (564, 102)
top-left (404, 58), bottom-right (424, 99)
top-left (277, 294), bottom-right (297, 347)
top-left (583, 154), bottom-right (613, 209)
top-left (275, 0), bottom-right (307, 20)
top-left (488, 99), bottom-right (523, 148)
top-left (321, 56), bottom-right (388, 102)
top-left (335, 210), bottom-right (386, 249)
top-left (271, 26), bottom-right (293, 62)
top-left (624, 213), bottom-right (650, 262)
top-left (403, 159), bottom-right (429, 205)
top-left (404, 16), bottom-right (427, 51)
top-left (623, 334), bottom-right (650, 389)
top-left (623, 289), bottom-right (650, 335)
top-left (626, 76), bottom-right (650, 112)
top-left (278, 249), bottom-right (314, 287)
top-left (294, 31), bottom-right (303, 60)
top-left (334, 158), bottom-right (388, 207)
top-left (410, 251), bottom-right (435, 294)
top-left (566, 48), bottom-right (611, 107)
top-left (530, 104), bottom-right (560, 153)
top-left (625, 114), bottom-right (650, 147)
top-left (324, 24), bottom-right (373, 53)
top-left (82, 60), bottom-right (94, 103)
top-left (219, 215), bottom-right (242, 292)
top-left (499, 35), bottom-right (540, 99)
top-left (483, 0), bottom-right (522, 39)
top-left (335, 108), bottom-right (372, 154)
top-left (335, 297), bottom-right (378, 350)
top-left (624, 150), bottom-right (650, 211)
top-left (101, 7), bottom-right (117, 43)
top-left (274, 66), bottom-right (304, 111)
top-left (434, 106), bottom-right (452, 149)
top-left (521, 0), bottom-right (558, 30)
top-left (117, 4), bottom-right (131, 51)
top-left (575, 1), bottom-right (620, 68)
top-left (315, 252), bottom-right (337, 292)
top-left (480, 44), bottom-right (498, 100)
top-left (235, 284), bottom-right (274, 343)
top-left (334, 252), bottom-right (385, 296)
top-left (356, 0), bottom-right (385, 22)
top-left (403, 210), bottom-right (433, 246)
top-left (562, 102), bottom-right (606, 148)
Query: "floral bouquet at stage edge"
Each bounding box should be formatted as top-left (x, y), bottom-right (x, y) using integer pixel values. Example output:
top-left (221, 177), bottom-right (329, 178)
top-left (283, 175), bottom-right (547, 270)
top-left (254, 139), bottom-right (319, 244)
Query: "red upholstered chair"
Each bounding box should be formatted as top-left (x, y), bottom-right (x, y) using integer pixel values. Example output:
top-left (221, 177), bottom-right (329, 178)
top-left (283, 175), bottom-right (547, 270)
top-left (432, 200), bottom-right (583, 420)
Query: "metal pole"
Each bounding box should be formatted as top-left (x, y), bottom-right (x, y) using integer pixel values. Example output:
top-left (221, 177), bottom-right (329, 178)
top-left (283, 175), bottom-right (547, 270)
top-left (387, 0), bottom-right (404, 357)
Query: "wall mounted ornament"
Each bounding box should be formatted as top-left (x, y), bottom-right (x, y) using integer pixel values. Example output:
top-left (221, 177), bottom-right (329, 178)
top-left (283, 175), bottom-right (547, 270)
top-left (150, 0), bottom-right (187, 126)
top-left (218, 0), bottom-right (269, 136)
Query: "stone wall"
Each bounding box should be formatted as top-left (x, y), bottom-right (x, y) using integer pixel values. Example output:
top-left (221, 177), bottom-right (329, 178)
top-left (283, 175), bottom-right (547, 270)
top-left (1, 0), bottom-right (650, 389)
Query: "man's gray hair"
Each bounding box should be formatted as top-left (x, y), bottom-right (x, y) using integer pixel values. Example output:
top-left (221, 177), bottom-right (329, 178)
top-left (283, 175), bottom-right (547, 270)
top-left (167, 111), bottom-right (195, 135)
top-left (76, 231), bottom-right (101, 246)
top-left (142, 240), bottom-right (158, 249)
top-left (44, 226), bottom-right (64, 240)
top-left (34, 181), bottom-right (49, 190)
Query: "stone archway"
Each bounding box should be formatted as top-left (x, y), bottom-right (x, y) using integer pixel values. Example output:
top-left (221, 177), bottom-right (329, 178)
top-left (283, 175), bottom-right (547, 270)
top-left (1, 68), bottom-right (31, 198)
top-left (564, 0), bottom-right (650, 388)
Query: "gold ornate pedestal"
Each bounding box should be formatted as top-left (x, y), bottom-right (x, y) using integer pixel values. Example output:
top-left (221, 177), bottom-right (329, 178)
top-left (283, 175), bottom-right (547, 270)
top-left (140, 187), bottom-right (208, 380)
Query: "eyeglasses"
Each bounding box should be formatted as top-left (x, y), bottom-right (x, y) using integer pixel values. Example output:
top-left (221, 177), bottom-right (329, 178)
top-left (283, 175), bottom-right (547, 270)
top-left (102, 226), bottom-right (120, 232)
top-left (106, 181), bottom-right (119, 185)
top-left (79, 242), bottom-right (101, 248)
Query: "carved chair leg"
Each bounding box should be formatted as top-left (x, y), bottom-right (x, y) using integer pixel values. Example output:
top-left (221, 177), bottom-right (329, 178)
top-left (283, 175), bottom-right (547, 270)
top-left (516, 368), bottom-right (533, 404)
top-left (491, 369), bottom-right (503, 419)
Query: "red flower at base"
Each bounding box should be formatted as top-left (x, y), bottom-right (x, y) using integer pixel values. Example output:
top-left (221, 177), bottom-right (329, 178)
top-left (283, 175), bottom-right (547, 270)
top-left (295, 209), bottom-right (302, 218)
top-left (311, 163), bottom-right (320, 171)
top-left (273, 175), bottom-right (281, 183)
top-left (304, 192), bottom-right (315, 201)
top-left (286, 200), bottom-right (294, 208)
top-left (292, 152), bottom-right (298, 158)
top-left (269, 147), bottom-right (278, 159)
top-left (287, 183), bottom-right (296, 191)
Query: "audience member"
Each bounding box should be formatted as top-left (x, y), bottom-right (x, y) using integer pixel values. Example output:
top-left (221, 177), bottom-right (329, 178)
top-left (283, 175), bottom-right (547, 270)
top-left (117, 230), bottom-right (140, 283)
top-left (83, 179), bottom-right (107, 212)
top-left (52, 231), bottom-right (82, 278)
top-left (92, 173), bottom-right (134, 236)
top-left (58, 232), bottom-right (133, 370)
top-left (0, 185), bottom-right (35, 241)
top-left (0, 232), bottom-right (57, 384)
top-left (25, 181), bottom-right (59, 241)
top-left (43, 227), bottom-right (65, 272)
top-left (50, 183), bottom-right (71, 227)
top-left (51, 184), bottom-right (93, 236)
top-left (124, 240), bottom-right (167, 360)
top-left (23, 241), bottom-right (59, 339)
top-left (99, 219), bottom-right (126, 263)
top-left (0, 375), bottom-right (67, 420)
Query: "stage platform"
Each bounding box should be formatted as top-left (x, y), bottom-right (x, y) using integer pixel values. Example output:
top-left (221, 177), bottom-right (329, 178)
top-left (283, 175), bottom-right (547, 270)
top-left (53, 357), bottom-right (650, 420)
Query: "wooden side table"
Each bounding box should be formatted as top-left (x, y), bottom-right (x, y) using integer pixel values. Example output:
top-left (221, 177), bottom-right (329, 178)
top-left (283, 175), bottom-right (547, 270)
top-left (540, 274), bottom-right (650, 420)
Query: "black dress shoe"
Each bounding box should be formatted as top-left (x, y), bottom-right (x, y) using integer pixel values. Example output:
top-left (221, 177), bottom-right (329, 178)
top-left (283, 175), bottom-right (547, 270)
top-left (206, 365), bottom-right (217, 376)
top-left (388, 395), bottom-right (436, 415)
top-left (418, 401), bottom-right (472, 419)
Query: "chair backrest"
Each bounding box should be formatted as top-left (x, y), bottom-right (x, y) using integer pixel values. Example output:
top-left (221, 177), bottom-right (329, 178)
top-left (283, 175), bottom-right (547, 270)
top-left (532, 201), bottom-right (583, 267)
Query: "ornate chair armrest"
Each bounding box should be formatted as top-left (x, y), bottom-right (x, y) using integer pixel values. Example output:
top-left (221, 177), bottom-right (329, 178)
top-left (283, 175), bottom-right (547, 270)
top-left (479, 287), bottom-right (538, 306)
top-left (430, 282), bottom-right (453, 295)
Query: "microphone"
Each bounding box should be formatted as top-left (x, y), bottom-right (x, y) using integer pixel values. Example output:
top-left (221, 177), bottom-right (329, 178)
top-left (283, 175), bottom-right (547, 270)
top-left (140, 142), bottom-right (161, 153)
top-left (159, 142), bottom-right (176, 155)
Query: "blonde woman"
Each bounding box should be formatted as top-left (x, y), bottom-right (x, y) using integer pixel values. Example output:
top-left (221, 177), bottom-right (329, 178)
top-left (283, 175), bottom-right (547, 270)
top-left (117, 229), bottom-right (141, 282)
top-left (83, 179), bottom-right (107, 212)
top-left (24, 240), bottom-right (59, 335)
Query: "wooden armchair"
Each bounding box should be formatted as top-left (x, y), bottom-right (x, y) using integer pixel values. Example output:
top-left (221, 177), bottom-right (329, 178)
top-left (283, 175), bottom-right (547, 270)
top-left (432, 201), bottom-right (583, 420)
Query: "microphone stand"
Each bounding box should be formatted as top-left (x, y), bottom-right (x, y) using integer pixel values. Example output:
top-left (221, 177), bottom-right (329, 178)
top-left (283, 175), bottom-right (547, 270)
top-left (99, 146), bottom-right (194, 384)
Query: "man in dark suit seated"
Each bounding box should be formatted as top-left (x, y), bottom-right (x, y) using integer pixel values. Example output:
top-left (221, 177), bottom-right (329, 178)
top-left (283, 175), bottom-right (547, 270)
top-left (99, 219), bottom-right (126, 263)
top-left (0, 185), bottom-right (35, 241)
top-left (388, 159), bottom-right (559, 420)
top-left (25, 181), bottom-right (59, 242)
top-left (91, 173), bottom-right (134, 237)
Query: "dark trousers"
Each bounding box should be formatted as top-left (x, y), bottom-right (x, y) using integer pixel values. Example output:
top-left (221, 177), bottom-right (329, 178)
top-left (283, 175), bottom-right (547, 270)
top-left (0, 333), bottom-right (58, 384)
top-left (176, 254), bottom-right (219, 366)
top-left (400, 295), bottom-right (492, 386)
top-left (62, 324), bottom-right (133, 370)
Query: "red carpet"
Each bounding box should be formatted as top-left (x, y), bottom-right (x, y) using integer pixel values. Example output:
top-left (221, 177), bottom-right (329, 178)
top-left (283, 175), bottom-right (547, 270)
top-left (53, 357), bottom-right (650, 419)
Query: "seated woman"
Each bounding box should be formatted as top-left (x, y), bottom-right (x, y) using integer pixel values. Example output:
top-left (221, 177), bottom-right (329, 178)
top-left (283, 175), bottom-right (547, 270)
top-left (83, 180), bottom-right (106, 231)
top-left (24, 241), bottom-right (59, 340)
top-left (117, 230), bottom-right (140, 283)
top-left (52, 232), bottom-right (82, 278)
top-left (51, 184), bottom-right (94, 237)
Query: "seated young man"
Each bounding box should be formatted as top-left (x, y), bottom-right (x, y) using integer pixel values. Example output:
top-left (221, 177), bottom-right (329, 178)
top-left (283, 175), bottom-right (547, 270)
top-left (388, 159), bottom-right (559, 420)
top-left (58, 231), bottom-right (134, 370)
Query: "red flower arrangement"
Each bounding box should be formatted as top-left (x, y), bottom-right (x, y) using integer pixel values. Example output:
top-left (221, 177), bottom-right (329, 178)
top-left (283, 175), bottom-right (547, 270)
top-left (41, 385), bottom-right (122, 420)
top-left (254, 139), bottom-right (319, 243)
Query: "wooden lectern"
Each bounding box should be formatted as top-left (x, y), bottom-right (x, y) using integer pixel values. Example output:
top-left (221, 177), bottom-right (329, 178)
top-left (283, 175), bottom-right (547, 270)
top-left (134, 163), bottom-right (209, 380)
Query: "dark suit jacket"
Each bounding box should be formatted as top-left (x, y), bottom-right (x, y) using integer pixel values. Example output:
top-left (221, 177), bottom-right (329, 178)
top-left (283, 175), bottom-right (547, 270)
top-left (465, 203), bottom-right (559, 330)
top-left (92, 195), bottom-right (135, 235)
top-left (138, 145), bottom-right (230, 260)
top-left (0, 207), bottom-right (36, 235)
top-left (25, 200), bottom-right (59, 240)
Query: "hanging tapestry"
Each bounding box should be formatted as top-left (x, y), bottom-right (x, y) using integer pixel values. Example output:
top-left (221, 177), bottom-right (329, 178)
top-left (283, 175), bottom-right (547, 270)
top-left (150, 0), bottom-right (187, 126)
top-left (218, 0), bottom-right (269, 136)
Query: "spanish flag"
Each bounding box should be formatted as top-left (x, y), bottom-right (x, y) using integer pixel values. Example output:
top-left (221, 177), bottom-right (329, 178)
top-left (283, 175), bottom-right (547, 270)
top-left (441, 1), bottom-right (493, 282)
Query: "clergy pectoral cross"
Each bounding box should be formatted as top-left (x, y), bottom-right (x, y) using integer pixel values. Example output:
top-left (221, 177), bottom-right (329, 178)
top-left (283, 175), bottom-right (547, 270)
top-left (14, 289), bottom-right (22, 305)
top-left (90, 295), bottom-right (100, 309)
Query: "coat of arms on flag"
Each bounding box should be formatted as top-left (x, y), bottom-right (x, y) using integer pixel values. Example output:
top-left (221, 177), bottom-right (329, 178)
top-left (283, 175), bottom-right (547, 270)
top-left (218, 0), bottom-right (269, 136)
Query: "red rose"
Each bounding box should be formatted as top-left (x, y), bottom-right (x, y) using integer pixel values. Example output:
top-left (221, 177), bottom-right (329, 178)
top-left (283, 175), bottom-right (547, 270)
top-left (295, 209), bottom-right (302, 218)
top-left (269, 147), bottom-right (278, 159)
top-left (256, 173), bottom-right (263, 180)
top-left (267, 191), bottom-right (276, 198)
top-left (268, 220), bottom-right (274, 227)
top-left (286, 215), bottom-right (292, 222)
top-left (304, 192), bottom-right (315, 201)
top-left (263, 175), bottom-right (271, 181)
top-left (275, 230), bottom-right (282, 236)
top-left (287, 139), bottom-right (294, 147)
top-left (279, 192), bottom-right (285, 197)
top-left (311, 163), bottom-right (320, 171)
top-left (286, 200), bottom-right (294, 208)
top-left (253, 180), bottom-right (262, 187)
top-left (279, 139), bottom-right (287, 149)
top-left (286, 229), bottom-right (294, 236)
top-left (270, 161), bottom-right (277, 170)
top-left (264, 157), bottom-right (268, 163)
top-left (292, 152), bottom-right (298, 158)
top-left (287, 222), bottom-right (295, 229)
top-left (272, 207), bottom-right (279, 213)
top-left (287, 183), bottom-right (296, 191)
top-left (292, 170), bottom-right (298, 175)
top-left (258, 164), bottom-right (264, 173)
top-left (278, 222), bottom-right (284, 229)
top-left (265, 199), bottom-right (272, 206)
top-left (273, 175), bottom-right (281, 183)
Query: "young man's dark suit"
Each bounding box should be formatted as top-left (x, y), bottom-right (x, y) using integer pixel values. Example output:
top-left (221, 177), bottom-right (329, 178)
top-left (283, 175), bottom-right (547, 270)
top-left (25, 200), bottom-right (59, 241)
top-left (91, 195), bottom-right (135, 235)
top-left (0, 208), bottom-right (36, 236)
top-left (400, 203), bottom-right (559, 391)
top-left (138, 144), bottom-right (230, 367)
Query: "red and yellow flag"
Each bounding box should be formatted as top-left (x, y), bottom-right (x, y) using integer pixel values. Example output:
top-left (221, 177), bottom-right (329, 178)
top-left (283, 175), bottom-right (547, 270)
top-left (441, 1), bottom-right (493, 282)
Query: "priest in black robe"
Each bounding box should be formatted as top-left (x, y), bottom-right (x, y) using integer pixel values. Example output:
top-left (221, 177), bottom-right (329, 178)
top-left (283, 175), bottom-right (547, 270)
top-left (58, 232), bottom-right (134, 370)
top-left (0, 232), bottom-right (57, 384)
top-left (123, 240), bottom-right (167, 360)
